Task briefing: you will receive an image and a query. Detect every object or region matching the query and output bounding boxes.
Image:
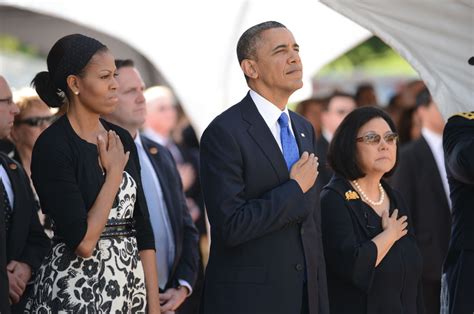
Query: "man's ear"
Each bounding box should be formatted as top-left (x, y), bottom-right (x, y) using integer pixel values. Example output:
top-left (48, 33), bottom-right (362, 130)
top-left (66, 75), bottom-right (81, 96)
top-left (241, 59), bottom-right (258, 79)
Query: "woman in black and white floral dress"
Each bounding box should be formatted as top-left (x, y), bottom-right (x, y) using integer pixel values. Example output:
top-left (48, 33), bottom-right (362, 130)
top-left (25, 34), bottom-right (161, 312)
top-left (28, 170), bottom-right (146, 312)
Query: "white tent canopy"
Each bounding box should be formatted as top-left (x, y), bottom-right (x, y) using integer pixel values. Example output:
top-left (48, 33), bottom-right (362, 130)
top-left (0, 0), bottom-right (370, 134)
top-left (321, 0), bottom-right (474, 119)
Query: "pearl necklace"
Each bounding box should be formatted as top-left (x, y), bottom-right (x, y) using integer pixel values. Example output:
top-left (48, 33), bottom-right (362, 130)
top-left (352, 180), bottom-right (385, 206)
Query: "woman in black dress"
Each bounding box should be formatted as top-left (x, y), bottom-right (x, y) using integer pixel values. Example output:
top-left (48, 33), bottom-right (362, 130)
top-left (321, 107), bottom-right (424, 314)
top-left (25, 34), bottom-right (160, 312)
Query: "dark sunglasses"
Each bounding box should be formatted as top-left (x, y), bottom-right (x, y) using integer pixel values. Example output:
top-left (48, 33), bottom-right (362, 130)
top-left (356, 132), bottom-right (399, 145)
top-left (15, 116), bottom-right (56, 127)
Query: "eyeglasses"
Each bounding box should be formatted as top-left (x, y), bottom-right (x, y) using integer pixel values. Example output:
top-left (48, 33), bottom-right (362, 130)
top-left (15, 116), bottom-right (57, 127)
top-left (356, 132), bottom-right (399, 145)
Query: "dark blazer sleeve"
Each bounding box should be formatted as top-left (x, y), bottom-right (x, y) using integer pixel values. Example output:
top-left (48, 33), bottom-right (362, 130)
top-left (116, 128), bottom-right (155, 251)
top-left (200, 120), bottom-right (309, 247)
top-left (444, 115), bottom-right (474, 184)
top-left (31, 135), bottom-right (88, 251)
top-left (0, 197), bottom-right (10, 314)
top-left (446, 134), bottom-right (474, 184)
top-left (320, 188), bottom-right (378, 292)
top-left (164, 148), bottom-right (199, 287)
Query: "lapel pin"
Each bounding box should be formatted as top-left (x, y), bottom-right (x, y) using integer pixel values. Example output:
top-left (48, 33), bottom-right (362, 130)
top-left (9, 163), bottom-right (17, 170)
top-left (345, 190), bottom-right (360, 201)
top-left (300, 133), bottom-right (305, 138)
top-left (149, 147), bottom-right (159, 155)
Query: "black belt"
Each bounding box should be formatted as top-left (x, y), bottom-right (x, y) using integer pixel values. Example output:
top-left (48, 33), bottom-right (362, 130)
top-left (101, 218), bottom-right (136, 238)
top-left (52, 218), bottom-right (136, 243)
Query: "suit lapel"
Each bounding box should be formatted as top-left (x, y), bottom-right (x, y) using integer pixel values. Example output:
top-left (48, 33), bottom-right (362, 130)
top-left (240, 94), bottom-right (288, 182)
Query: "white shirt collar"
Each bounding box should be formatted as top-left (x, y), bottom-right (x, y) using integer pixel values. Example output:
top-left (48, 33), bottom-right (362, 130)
top-left (249, 89), bottom-right (290, 128)
top-left (421, 127), bottom-right (442, 149)
top-left (249, 89), bottom-right (295, 152)
top-left (321, 129), bottom-right (333, 143)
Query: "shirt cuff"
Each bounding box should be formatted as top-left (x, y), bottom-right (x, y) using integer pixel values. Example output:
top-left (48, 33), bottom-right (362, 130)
top-left (178, 279), bottom-right (193, 296)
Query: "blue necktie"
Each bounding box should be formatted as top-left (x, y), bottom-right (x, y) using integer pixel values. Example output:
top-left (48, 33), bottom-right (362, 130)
top-left (278, 112), bottom-right (299, 170)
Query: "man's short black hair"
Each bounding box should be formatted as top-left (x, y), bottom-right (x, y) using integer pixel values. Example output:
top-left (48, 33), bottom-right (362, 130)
top-left (325, 91), bottom-right (355, 111)
top-left (115, 59), bottom-right (135, 70)
top-left (327, 106), bottom-right (399, 180)
top-left (236, 21), bottom-right (286, 65)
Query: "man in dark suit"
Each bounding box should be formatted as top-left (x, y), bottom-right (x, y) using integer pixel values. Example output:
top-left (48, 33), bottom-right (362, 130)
top-left (391, 88), bottom-right (451, 314)
top-left (0, 75), bottom-right (13, 313)
top-left (315, 92), bottom-right (356, 194)
top-left (199, 21), bottom-right (329, 314)
top-left (102, 60), bottom-right (200, 314)
top-left (143, 86), bottom-right (206, 237)
top-left (0, 76), bottom-right (50, 313)
top-left (442, 111), bottom-right (474, 314)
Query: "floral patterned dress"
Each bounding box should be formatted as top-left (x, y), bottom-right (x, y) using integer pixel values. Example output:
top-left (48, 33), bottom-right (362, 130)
top-left (26, 171), bottom-right (147, 313)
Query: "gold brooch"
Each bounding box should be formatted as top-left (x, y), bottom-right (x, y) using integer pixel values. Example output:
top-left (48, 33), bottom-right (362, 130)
top-left (8, 163), bottom-right (17, 170)
top-left (149, 147), bottom-right (159, 155)
top-left (345, 190), bottom-right (360, 201)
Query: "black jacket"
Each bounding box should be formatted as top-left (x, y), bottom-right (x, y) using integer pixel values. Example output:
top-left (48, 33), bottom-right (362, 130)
top-left (321, 175), bottom-right (424, 314)
top-left (442, 112), bottom-right (474, 314)
top-left (31, 115), bottom-right (155, 252)
top-left (199, 93), bottom-right (329, 314)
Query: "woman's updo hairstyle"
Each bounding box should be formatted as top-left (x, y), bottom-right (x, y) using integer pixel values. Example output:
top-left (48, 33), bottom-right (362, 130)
top-left (31, 34), bottom-right (107, 108)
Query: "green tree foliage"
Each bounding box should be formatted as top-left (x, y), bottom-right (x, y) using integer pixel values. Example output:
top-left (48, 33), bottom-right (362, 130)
top-left (0, 34), bottom-right (39, 56)
top-left (317, 36), bottom-right (416, 77)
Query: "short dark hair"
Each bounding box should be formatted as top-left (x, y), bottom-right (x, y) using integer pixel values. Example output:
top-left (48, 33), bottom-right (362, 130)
top-left (325, 91), bottom-right (354, 111)
top-left (415, 87), bottom-right (432, 108)
top-left (236, 21), bottom-right (286, 65)
top-left (327, 106), bottom-right (399, 180)
top-left (295, 97), bottom-right (327, 116)
top-left (355, 83), bottom-right (374, 97)
top-left (115, 59), bottom-right (134, 70)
